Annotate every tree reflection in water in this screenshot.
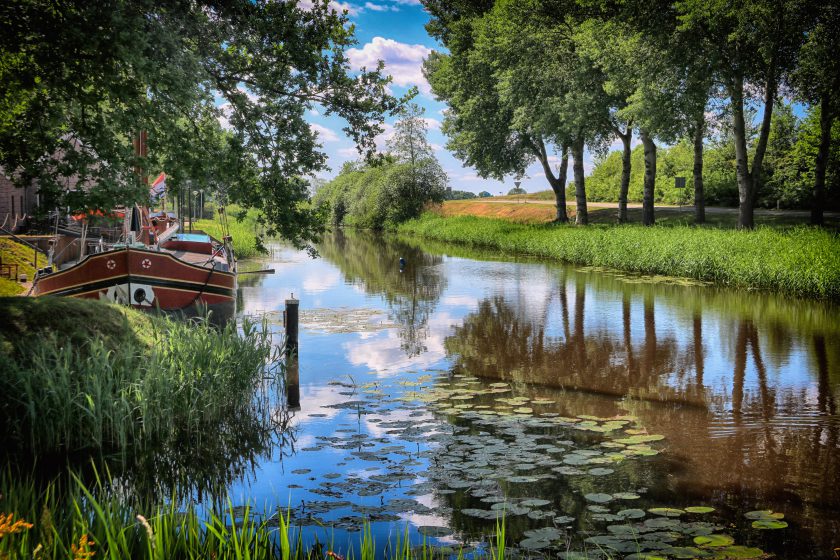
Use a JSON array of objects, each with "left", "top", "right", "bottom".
[
  {"left": 441, "top": 269, "right": 840, "bottom": 553},
  {"left": 317, "top": 229, "right": 447, "bottom": 358}
]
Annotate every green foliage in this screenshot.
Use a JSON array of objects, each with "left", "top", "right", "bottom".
[
  {"left": 507, "top": 187, "right": 527, "bottom": 196},
  {"left": 446, "top": 189, "right": 477, "bottom": 200},
  {"left": 194, "top": 204, "right": 264, "bottom": 259},
  {"left": 0, "top": 471, "right": 496, "bottom": 559},
  {"left": 0, "top": 0, "right": 399, "bottom": 248},
  {"left": 479, "top": 191, "right": 492, "bottom": 198},
  {"left": 399, "top": 214, "right": 840, "bottom": 300},
  {"left": 0, "top": 297, "right": 275, "bottom": 457},
  {"left": 315, "top": 106, "right": 447, "bottom": 229},
  {"left": 584, "top": 102, "right": 840, "bottom": 209}
]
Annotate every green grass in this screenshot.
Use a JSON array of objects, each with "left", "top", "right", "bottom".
[
  {"left": 0, "top": 238, "right": 47, "bottom": 295},
  {"left": 0, "top": 297, "right": 276, "bottom": 458},
  {"left": 194, "top": 204, "right": 265, "bottom": 259},
  {"left": 398, "top": 213, "right": 840, "bottom": 301},
  {"left": 0, "top": 472, "right": 482, "bottom": 560}
]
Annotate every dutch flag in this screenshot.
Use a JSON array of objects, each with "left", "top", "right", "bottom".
[{"left": 150, "top": 172, "right": 166, "bottom": 201}]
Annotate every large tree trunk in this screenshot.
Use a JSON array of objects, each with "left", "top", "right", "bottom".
[
  {"left": 617, "top": 127, "right": 632, "bottom": 223},
  {"left": 693, "top": 113, "right": 705, "bottom": 225},
  {"left": 730, "top": 73, "right": 754, "bottom": 229},
  {"left": 572, "top": 137, "right": 588, "bottom": 225},
  {"left": 731, "top": 56, "right": 778, "bottom": 230},
  {"left": 639, "top": 129, "right": 656, "bottom": 226},
  {"left": 812, "top": 95, "right": 832, "bottom": 226},
  {"left": 534, "top": 138, "right": 569, "bottom": 223}
]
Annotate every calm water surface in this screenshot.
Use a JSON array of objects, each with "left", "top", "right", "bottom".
[{"left": 227, "top": 230, "right": 839, "bottom": 559}]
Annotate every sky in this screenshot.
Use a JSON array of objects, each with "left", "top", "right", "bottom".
[{"left": 302, "top": 0, "right": 603, "bottom": 195}]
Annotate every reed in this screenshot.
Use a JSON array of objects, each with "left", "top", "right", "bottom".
[
  {"left": 0, "top": 297, "right": 276, "bottom": 458},
  {"left": 0, "top": 472, "right": 506, "bottom": 560},
  {"left": 195, "top": 204, "right": 264, "bottom": 258},
  {"left": 398, "top": 214, "right": 840, "bottom": 301}
]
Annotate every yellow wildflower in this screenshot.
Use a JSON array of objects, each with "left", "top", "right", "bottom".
[
  {"left": 0, "top": 512, "right": 33, "bottom": 539},
  {"left": 70, "top": 533, "right": 95, "bottom": 560}
]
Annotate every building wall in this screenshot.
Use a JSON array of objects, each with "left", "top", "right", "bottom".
[{"left": 0, "top": 169, "right": 39, "bottom": 230}]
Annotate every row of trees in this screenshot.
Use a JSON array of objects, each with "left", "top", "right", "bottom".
[
  {"left": 586, "top": 101, "right": 840, "bottom": 208},
  {"left": 1, "top": 0, "right": 400, "bottom": 247},
  {"left": 422, "top": 0, "right": 840, "bottom": 227},
  {"left": 314, "top": 104, "right": 448, "bottom": 229}
]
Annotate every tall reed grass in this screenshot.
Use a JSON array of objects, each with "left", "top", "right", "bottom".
[
  {"left": 398, "top": 214, "right": 840, "bottom": 300},
  {"left": 195, "top": 204, "right": 264, "bottom": 258},
  {"left": 0, "top": 297, "right": 276, "bottom": 458},
  {"left": 0, "top": 471, "right": 492, "bottom": 560}
]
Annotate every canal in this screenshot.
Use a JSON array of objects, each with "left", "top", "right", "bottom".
[{"left": 229, "top": 229, "right": 839, "bottom": 559}]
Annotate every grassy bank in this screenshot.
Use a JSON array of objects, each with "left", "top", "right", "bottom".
[
  {"left": 0, "top": 297, "right": 275, "bottom": 458},
  {"left": 398, "top": 214, "right": 840, "bottom": 301},
  {"left": 0, "top": 471, "right": 497, "bottom": 560},
  {"left": 194, "top": 204, "right": 264, "bottom": 259},
  {"left": 0, "top": 238, "right": 46, "bottom": 296}
]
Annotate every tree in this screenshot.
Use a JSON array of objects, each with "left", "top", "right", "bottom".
[
  {"left": 423, "top": 0, "right": 600, "bottom": 224},
  {"left": 0, "top": 0, "right": 399, "bottom": 248},
  {"left": 386, "top": 104, "right": 448, "bottom": 222},
  {"left": 677, "top": 0, "right": 808, "bottom": 229},
  {"left": 792, "top": 1, "right": 840, "bottom": 224}
]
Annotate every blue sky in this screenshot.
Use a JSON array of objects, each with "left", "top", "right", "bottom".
[{"left": 303, "top": 0, "right": 588, "bottom": 194}]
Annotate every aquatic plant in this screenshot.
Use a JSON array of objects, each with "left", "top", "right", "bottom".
[
  {"left": 398, "top": 214, "right": 840, "bottom": 300},
  {"left": 0, "top": 297, "right": 277, "bottom": 458}
]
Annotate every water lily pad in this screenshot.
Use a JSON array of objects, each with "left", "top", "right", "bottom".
[
  {"left": 613, "top": 492, "right": 641, "bottom": 500},
  {"left": 417, "top": 526, "right": 452, "bottom": 537},
  {"left": 751, "top": 519, "right": 788, "bottom": 530},
  {"left": 649, "top": 508, "right": 684, "bottom": 517},
  {"left": 624, "top": 555, "right": 668, "bottom": 560},
  {"left": 588, "top": 468, "right": 614, "bottom": 476},
  {"left": 585, "top": 493, "right": 614, "bottom": 503},
  {"left": 520, "top": 498, "right": 551, "bottom": 507},
  {"left": 716, "top": 546, "right": 764, "bottom": 558},
  {"left": 744, "top": 510, "right": 784, "bottom": 520},
  {"left": 693, "top": 534, "right": 734, "bottom": 547},
  {"left": 519, "top": 537, "right": 552, "bottom": 550},
  {"left": 617, "top": 509, "right": 647, "bottom": 519},
  {"left": 685, "top": 506, "right": 715, "bottom": 514},
  {"left": 553, "top": 515, "right": 575, "bottom": 525},
  {"left": 661, "top": 546, "right": 706, "bottom": 559},
  {"left": 615, "top": 434, "right": 665, "bottom": 445}
]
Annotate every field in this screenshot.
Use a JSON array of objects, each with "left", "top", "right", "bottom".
[
  {"left": 194, "top": 204, "right": 265, "bottom": 258},
  {"left": 441, "top": 198, "right": 840, "bottom": 229}
]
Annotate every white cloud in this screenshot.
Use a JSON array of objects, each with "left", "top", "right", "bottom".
[
  {"left": 297, "top": 0, "right": 362, "bottom": 17},
  {"left": 364, "top": 1, "right": 398, "bottom": 11},
  {"left": 310, "top": 123, "right": 340, "bottom": 143},
  {"left": 337, "top": 146, "right": 361, "bottom": 158},
  {"left": 422, "top": 117, "right": 441, "bottom": 130},
  {"left": 430, "top": 143, "right": 444, "bottom": 152},
  {"left": 347, "top": 37, "right": 433, "bottom": 95},
  {"left": 309, "top": 108, "right": 320, "bottom": 116},
  {"left": 374, "top": 122, "right": 396, "bottom": 151}
]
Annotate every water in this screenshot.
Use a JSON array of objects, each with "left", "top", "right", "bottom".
[{"left": 190, "top": 230, "right": 840, "bottom": 557}]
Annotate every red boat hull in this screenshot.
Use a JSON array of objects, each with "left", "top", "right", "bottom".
[{"left": 34, "top": 247, "right": 236, "bottom": 320}]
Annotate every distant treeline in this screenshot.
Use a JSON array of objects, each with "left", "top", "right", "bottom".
[{"left": 583, "top": 103, "right": 840, "bottom": 209}]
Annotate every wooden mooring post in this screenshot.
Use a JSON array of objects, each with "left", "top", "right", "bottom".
[
  {"left": 284, "top": 295, "right": 299, "bottom": 358},
  {"left": 283, "top": 295, "right": 300, "bottom": 410}
]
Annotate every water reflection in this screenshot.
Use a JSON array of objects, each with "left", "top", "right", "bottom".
[
  {"left": 227, "top": 232, "right": 840, "bottom": 558},
  {"left": 437, "top": 261, "right": 840, "bottom": 554},
  {"left": 317, "top": 229, "right": 447, "bottom": 358}
]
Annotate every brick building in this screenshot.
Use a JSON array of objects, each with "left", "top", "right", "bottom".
[{"left": 0, "top": 168, "right": 38, "bottom": 232}]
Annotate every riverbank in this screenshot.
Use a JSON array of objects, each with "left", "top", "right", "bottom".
[
  {"left": 194, "top": 204, "right": 263, "bottom": 258},
  {"left": 0, "top": 297, "right": 274, "bottom": 458},
  {"left": 397, "top": 213, "right": 840, "bottom": 301},
  {"left": 0, "top": 238, "right": 45, "bottom": 296}
]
